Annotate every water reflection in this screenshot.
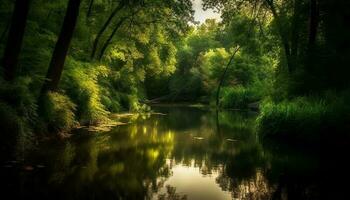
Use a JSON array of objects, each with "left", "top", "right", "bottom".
[{"left": 1, "top": 106, "right": 319, "bottom": 200}]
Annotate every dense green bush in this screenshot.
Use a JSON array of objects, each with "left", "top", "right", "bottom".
[
  {"left": 42, "top": 92, "right": 77, "bottom": 133},
  {"left": 61, "top": 58, "right": 151, "bottom": 125},
  {"left": 169, "top": 74, "right": 204, "bottom": 101},
  {"left": 257, "top": 94, "right": 350, "bottom": 144},
  {"left": 220, "top": 86, "right": 261, "bottom": 109},
  {"left": 61, "top": 59, "right": 110, "bottom": 125},
  {"left": 0, "top": 77, "right": 37, "bottom": 159}
]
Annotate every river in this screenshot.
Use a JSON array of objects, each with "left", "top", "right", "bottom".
[{"left": 1, "top": 105, "right": 320, "bottom": 200}]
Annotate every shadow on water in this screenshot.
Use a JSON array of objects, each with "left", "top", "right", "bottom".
[{"left": 1, "top": 106, "right": 322, "bottom": 200}]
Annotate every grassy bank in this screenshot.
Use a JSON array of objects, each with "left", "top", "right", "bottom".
[
  {"left": 257, "top": 93, "right": 350, "bottom": 145},
  {"left": 0, "top": 70, "right": 151, "bottom": 160},
  {"left": 220, "top": 86, "right": 263, "bottom": 109}
]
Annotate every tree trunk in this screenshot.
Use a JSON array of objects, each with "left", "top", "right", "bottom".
[
  {"left": 97, "top": 7, "right": 143, "bottom": 61},
  {"left": 291, "top": 0, "right": 301, "bottom": 58},
  {"left": 98, "top": 17, "right": 127, "bottom": 61},
  {"left": 216, "top": 46, "right": 240, "bottom": 108},
  {"left": 0, "top": 21, "right": 10, "bottom": 44},
  {"left": 1, "top": 0, "right": 30, "bottom": 81},
  {"left": 90, "top": 0, "right": 126, "bottom": 59},
  {"left": 265, "top": 0, "right": 293, "bottom": 73},
  {"left": 308, "top": 0, "right": 319, "bottom": 48},
  {"left": 306, "top": 0, "right": 319, "bottom": 74},
  {"left": 86, "top": 0, "right": 94, "bottom": 18},
  {"left": 290, "top": 0, "right": 302, "bottom": 73},
  {"left": 41, "top": 0, "right": 81, "bottom": 93}
]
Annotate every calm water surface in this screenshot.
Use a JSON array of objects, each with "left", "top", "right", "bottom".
[{"left": 2, "top": 106, "right": 320, "bottom": 200}]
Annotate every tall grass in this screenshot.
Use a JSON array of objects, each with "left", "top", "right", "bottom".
[
  {"left": 257, "top": 94, "right": 350, "bottom": 144},
  {"left": 41, "top": 92, "right": 77, "bottom": 132},
  {"left": 0, "top": 77, "right": 37, "bottom": 160},
  {"left": 220, "top": 86, "right": 261, "bottom": 109}
]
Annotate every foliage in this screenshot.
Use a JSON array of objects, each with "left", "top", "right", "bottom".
[
  {"left": 220, "top": 86, "right": 261, "bottom": 109},
  {"left": 41, "top": 92, "right": 77, "bottom": 132},
  {"left": 257, "top": 93, "right": 350, "bottom": 144},
  {"left": 201, "top": 0, "right": 350, "bottom": 144},
  {"left": 61, "top": 58, "right": 110, "bottom": 125},
  {"left": 0, "top": 77, "right": 36, "bottom": 159},
  {"left": 1, "top": 0, "right": 193, "bottom": 131},
  {"left": 159, "top": 17, "right": 275, "bottom": 104},
  {"left": 1, "top": 0, "right": 349, "bottom": 148}
]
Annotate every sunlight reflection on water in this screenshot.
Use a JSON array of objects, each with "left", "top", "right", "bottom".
[{"left": 154, "top": 159, "right": 232, "bottom": 200}]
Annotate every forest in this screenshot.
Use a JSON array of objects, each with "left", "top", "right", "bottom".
[{"left": 0, "top": 0, "right": 349, "bottom": 199}]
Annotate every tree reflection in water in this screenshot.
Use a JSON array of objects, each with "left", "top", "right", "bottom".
[{"left": 2, "top": 106, "right": 319, "bottom": 200}]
